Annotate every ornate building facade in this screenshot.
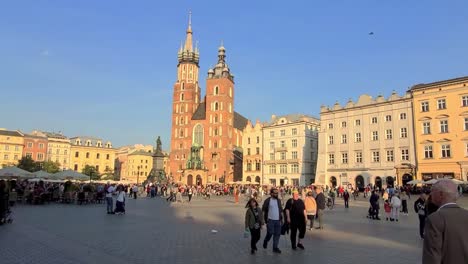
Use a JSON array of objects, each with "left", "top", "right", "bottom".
[
  {"left": 69, "top": 136, "right": 116, "bottom": 175},
  {"left": 262, "top": 114, "right": 320, "bottom": 186},
  {"left": 315, "top": 92, "right": 416, "bottom": 189},
  {"left": 409, "top": 76, "right": 468, "bottom": 182},
  {"left": 169, "top": 15, "right": 247, "bottom": 185},
  {"left": 0, "top": 129, "right": 24, "bottom": 168},
  {"left": 242, "top": 120, "right": 263, "bottom": 184}
]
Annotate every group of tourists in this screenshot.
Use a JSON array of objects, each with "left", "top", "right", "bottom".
[{"left": 244, "top": 186, "right": 326, "bottom": 254}]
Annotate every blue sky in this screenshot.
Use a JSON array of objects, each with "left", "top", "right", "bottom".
[{"left": 1, "top": 1, "right": 468, "bottom": 149}]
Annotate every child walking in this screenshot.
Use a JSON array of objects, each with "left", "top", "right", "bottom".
[{"left": 384, "top": 199, "right": 391, "bottom": 221}]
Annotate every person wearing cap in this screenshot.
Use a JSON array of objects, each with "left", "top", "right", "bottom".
[
  {"left": 423, "top": 179, "right": 468, "bottom": 264},
  {"left": 262, "top": 188, "right": 283, "bottom": 254},
  {"left": 285, "top": 190, "right": 307, "bottom": 250}
]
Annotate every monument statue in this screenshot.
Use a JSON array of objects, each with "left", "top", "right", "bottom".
[{"left": 156, "top": 136, "right": 162, "bottom": 153}]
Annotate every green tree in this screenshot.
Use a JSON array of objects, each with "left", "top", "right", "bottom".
[
  {"left": 101, "top": 167, "right": 117, "bottom": 181},
  {"left": 17, "top": 156, "right": 37, "bottom": 172},
  {"left": 41, "top": 160, "right": 61, "bottom": 173},
  {"left": 82, "top": 165, "right": 100, "bottom": 180}
]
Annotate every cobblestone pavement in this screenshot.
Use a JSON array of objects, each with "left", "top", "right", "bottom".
[{"left": 1, "top": 194, "right": 467, "bottom": 264}]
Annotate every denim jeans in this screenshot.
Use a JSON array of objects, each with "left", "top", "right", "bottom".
[
  {"left": 106, "top": 197, "right": 113, "bottom": 213},
  {"left": 264, "top": 219, "right": 281, "bottom": 249}
]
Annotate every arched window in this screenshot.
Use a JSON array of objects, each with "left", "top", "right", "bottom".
[
  {"left": 214, "top": 102, "right": 219, "bottom": 111},
  {"left": 229, "top": 87, "right": 232, "bottom": 97},
  {"left": 180, "top": 117, "right": 184, "bottom": 125},
  {"left": 214, "top": 114, "right": 218, "bottom": 123},
  {"left": 214, "top": 86, "right": 219, "bottom": 95},
  {"left": 180, "top": 130, "right": 184, "bottom": 137},
  {"left": 181, "top": 82, "right": 185, "bottom": 90},
  {"left": 180, "top": 93, "right": 184, "bottom": 101},
  {"left": 193, "top": 124, "right": 204, "bottom": 146},
  {"left": 214, "top": 141, "right": 218, "bottom": 148}
]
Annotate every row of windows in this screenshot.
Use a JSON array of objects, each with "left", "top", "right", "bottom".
[
  {"left": 269, "top": 139, "right": 312, "bottom": 149},
  {"left": 328, "top": 128, "right": 408, "bottom": 144},
  {"left": 48, "top": 149, "right": 68, "bottom": 155},
  {"left": 25, "top": 153, "right": 45, "bottom": 161},
  {"left": 421, "top": 118, "right": 468, "bottom": 134},
  {"left": 269, "top": 128, "right": 298, "bottom": 138},
  {"left": 246, "top": 136, "right": 261, "bottom": 145},
  {"left": 2, "top": 154, "right": 19, "bottom": 161},
  {"left": 25, "top": 142, "right": 45, "bottom": 149},
  {"left": 2, "top": 145, "right": 21, "bottom": 151},
  {"left": 329, "top": 113, "right": 407, "bottom": 129},
  {"left": 268, "top": 151, "right": 299, "bottom": 160},
  {"left": 129, "top": 159, "right": 149, "bottom": 164},
  {"left": 422, "top": 144, "right": 465, "bottom": 159},
  {"left": 246, "top": 147, "right": 260, "bottom": 155},
  {"left": 268, "top": 164, "right": 300, "bottom": 174},
  {"left": 74, "top": 152, "right": 111, "bottom": 160},
  {"left": 420, "top": 96, "right": 468, "bottom": 112},
  {"left": 328, "top": 149, "right": 410, "bottom": 164},
  {"left": 246, "top": 162, "right": 261, "bottom": 171},
  {"left": 74, "top": 140, "right": 111, "bottom": 148}
]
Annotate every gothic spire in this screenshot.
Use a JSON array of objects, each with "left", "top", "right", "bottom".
[{"left": 184, "top": 11, "right": 193, "bottom": 51}]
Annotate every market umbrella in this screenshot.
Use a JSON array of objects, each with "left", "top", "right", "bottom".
[
  {"left": 53, "top": 170, "right": 90, "bottom": 181},
  {"left": 0, "top": 166, "right": 34, "bottom": 179},
  {"left": 424, "top": 179, "right": 438, "bottom": 185},
  {"left": 406, "top": 179, "right": 424, "bottom": 185},
  {"left": 33, "top": 170, "right": 52, "bottom": 179},
  {"left": 448, "top": 178, "right": 466, "bottom": 185}
]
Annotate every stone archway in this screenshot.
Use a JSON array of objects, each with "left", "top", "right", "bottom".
[
  {"left": 329, "top": 176, "right": 337, "bottom": 188},
  {"left": 187, "top": 174, "right": 193, "bottom": 186},
  {"left": 375, "top": 177, "right": 382, "bottom": 190},
  {"left": 246, "top": 176, "right": 252, "bottom": 182},
  {"left": 386, "top": 176, "right": 395, "bottom": 188},
  {"left": 355, "top": 175, "right": 365, "bottom": 191},
  {"left": 402, "top": 174, "right": 413, "bottom": 185},
  {"left": 196, "top": 175, "right": 202, "bottom": 186},
  {"left": 255, "top": 176, "right": 260, "bottom": 183}
]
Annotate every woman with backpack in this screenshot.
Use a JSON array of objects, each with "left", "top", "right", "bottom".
[{"left": 390, "top": 193, "right": 401, "bottom": 222}]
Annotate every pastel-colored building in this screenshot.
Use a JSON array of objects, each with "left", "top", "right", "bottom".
[
  {"left": 23, "top": 133, "right": 48, "bottom": 163},
  {"left": 0, "top": 129, "right": 24, "bottom": 168},
  {"left": 409, "top": 76, "right": 468, "bottom": 181},
  {"left": 316, "top": 92, "right": 416, "bottom": 189},
  {"left": 242, "top": 120, "right": 263, "bottom": 184},
  {"left": 69, "top": 136, "right": 116, "bottom": 175},
  {"left": 126, "top": 150, "right": 154, "bottom": 184},
  {"left": 115, "top": 144, "right": 153, "bottom": 181},
  {"left": 262, "top": 114, "right": 320, "bottom": 186},
  {"left": 31, "top": 130, "right": 71, "bottom": 170}
]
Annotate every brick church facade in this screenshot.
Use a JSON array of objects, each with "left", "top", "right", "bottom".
[{"left": 169, "top": 15, "right": 247, "bottom": 186}]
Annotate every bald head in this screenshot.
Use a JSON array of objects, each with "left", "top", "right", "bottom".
[{"left": 431, "top": 179, "right": 459, "bottom": 206}]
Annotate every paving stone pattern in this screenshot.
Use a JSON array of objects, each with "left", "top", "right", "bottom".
[{"left": 3, "top": 194, "right": 466, "bottom": 264}]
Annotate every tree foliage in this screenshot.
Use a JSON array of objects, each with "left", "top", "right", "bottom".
[
  {"left": 82, "top": 165, "right": 100, "bottom": 180},
  {"left": 41, "top": 160, "right": 61, "bottom": 173},
  {"left": 17, "top": 156, "right": 37, "bottom": 172}
]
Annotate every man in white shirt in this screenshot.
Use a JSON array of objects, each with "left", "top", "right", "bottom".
[
  {"left": 261, "top": 188, "right": 283, "bottom": 254},
  {"left": 105, "top": 183, "right": 115, "bottom": 214}
]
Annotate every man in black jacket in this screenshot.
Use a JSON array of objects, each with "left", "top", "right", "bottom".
[
  {"left": 262, "top": 188, "right": 283, "bottom": 254},
  {"left": 315, "top": 187, "right": 325, "bottom": 229},
  {"left": 414, "top": 192, "right": 427, "bottom": 239},
  {"left": 369, "top": 190, "right": 380, "bottom": 220}
]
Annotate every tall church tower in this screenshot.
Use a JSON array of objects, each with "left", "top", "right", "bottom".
[
  {"left": 170, "top": 12, "right": 200, "bottom": 175},
  {"left": 203, "top": 44, "right": 236, "bottom": 182}
]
